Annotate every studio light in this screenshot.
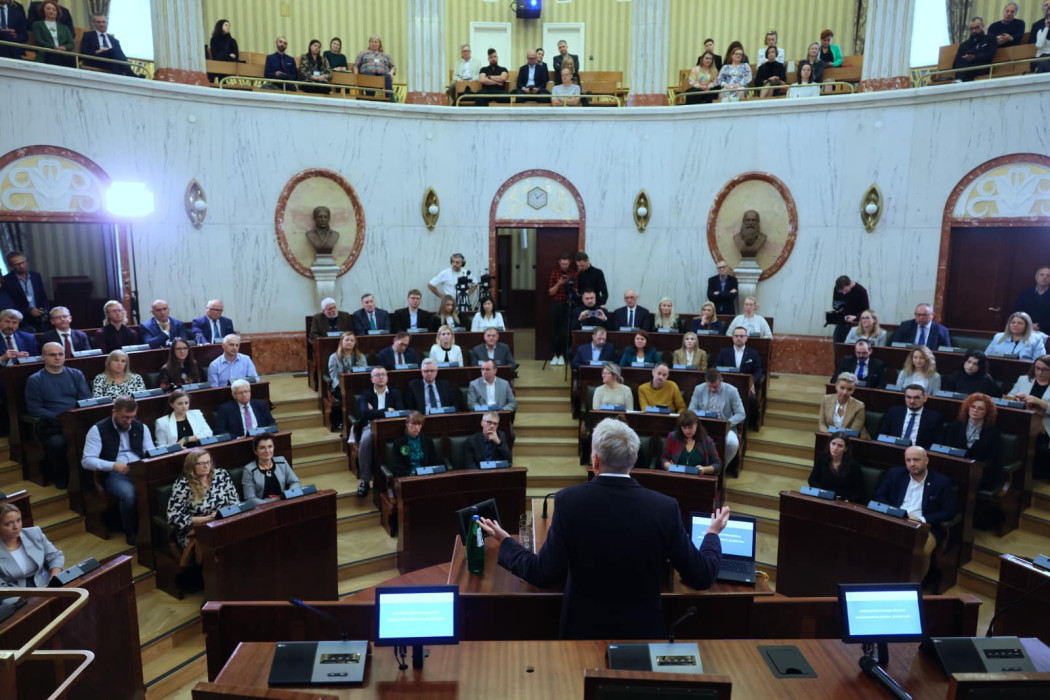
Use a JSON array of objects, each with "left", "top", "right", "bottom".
[{"left": 105, "top": 182, "right": 154, "bottom": 218}]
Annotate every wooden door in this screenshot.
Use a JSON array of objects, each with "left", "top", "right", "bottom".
[{"left": 533, "top": 228, "right": 580, "bottom": 360}]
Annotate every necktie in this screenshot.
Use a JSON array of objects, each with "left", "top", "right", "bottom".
[
  {"left": 212, "top": 320, "right": 220, "bottom": 342},
  {"left": 369, "top": 313, "right": 376, "bottom": 330},
  {"left": 101, "top": 32, "right": 109, "bottom": 48},
  {"left": 398, "top": 352, "right": 404, "bottom": 365},
  {"left": 243, "top": 404, "right": 254, "bottom": 431},
  {"left": 4, "top": 335, "right": 12, "bottom": 351},
  {"left": 428, "top": 383, "right": 439, "bottom": 409},
  {"left": 857, "top": 360, "right": 866, "bottom": 379},
  {"left": 63, "top": 333, "right": 73, "bottom": 357},
  {"left": 628, "top": 309, "right": 634, "bottom": 328},
  {"left": 918, "top": 325, "right": 927, "bottom": 347},
  {"left": 903, "top": 412, "right": 918, "bottom": 444},
  {"left": 484, "top": 440, "right": 494, "bottom": 461}
]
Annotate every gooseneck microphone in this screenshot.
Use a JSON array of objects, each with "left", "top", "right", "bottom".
[
  {"left": 858, "top": 655, "right": 912, "bottom": 700},
  {"left": 984, "top": 576, "right": 1050, "bottom": 637},
  {"left": 289, "top": 598, "right": 349, "bottom": 641},
  {"left": 667, "top": 605, "right": 697, "bottom": 643},
  {"left": 541, "top": 492, "right": 557, "bottom": 518}
]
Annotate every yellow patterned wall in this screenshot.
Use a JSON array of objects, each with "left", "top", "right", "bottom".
[{"left": 971, "top": 1, "right": 1043, "bottom": 31}]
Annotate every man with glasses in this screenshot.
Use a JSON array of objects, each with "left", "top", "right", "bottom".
[
  {"left": 376, "top": 331, "right": 421, "bottom": 371},
  {"left": 832, "top": 339, "right": 888, "bottom": 388},
  {"left": 39, "top": 306, "right": 90, "bottom": 355},
  {"left": 24, "top": 342, "right": 90, "bottom": 488},
  {"left": 892, "top": 303, "right": 951, "bottom": 348},
  {"left": 879, "top": 385, "right": 944, "bottom": 449},
  {"left": 706, "top": 260, "right": 738, "bottom": 315},
  {"left": 356, "top": 366, "right": 405, "bottom": 496},
  {"left": 192, "top": 299, "right": 236, "bottom": 345},
  {"left": 464, "top": 411, "right": 512, "bottom": 470},
  {"left": 406, "top": 359, "right": 457, "bottom": 414},
  {"left": 952, "top": 17, "right": 997, "bottom": 81}
]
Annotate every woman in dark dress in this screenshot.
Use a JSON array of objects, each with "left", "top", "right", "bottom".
[
  {"left": 755, "top": 45, "right": 787, "bottom": 97},
  {"left": 324, "top": 37, "right": 350, "bottom": 72},
  {"left": 158, "top": 338, "right": 201, "bottom": 391},
  {"left": 391, "top": 411, "right": 439, "bottom": 477},
  {"left": 942, "top": 349, "right": 1001, "bottom": 396},
  {"left": 807, "top": 433, "right": 865, "bottom": 503},
  {"left": 944, "top": 393, "right": 1002, "bottom": 492},
  {"left": 209, "top": 19, "right": 239, "bottom": 61}
]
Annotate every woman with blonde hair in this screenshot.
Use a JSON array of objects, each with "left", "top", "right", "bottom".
[
  {"left": 429, "top": 324, "right": 464, "bottom": 365},
  {"left": 844, "top": 309, "right": 887, "bottom": 346},
  {"left": 327, "top": 331, "right": 366, "bottom": 431},
  {"left": 433, "top": 295, "right": 462, "bottom": 330},
  {"left": 94, "top": 300, "right": 139, "bottom": 353},
  {"left": 725, "top": 296, "right": 772, "bottom": 339},
  {"left": 165, "top": 449, "right": 238, "bottom": 564},
  {"left": 92, "top": 349, "right": 146, "bottom": 398},
  {"left": 985, "top": 312, "right": 1046, "bottom": 361},
  {"left": 653, "top": 297, "right": 685, "bottom": 332},
  {"left": 690, "top": 301, "right": 724, "bottom": 335},
  {"left": 592, "top": 362, "right": 634, "bottom": 410},
  {"left": 898, "top": 346, "right": 941, "bottom": 394},
  {"left": 673, "top": 332, "right": 708, "bottom": 370}
]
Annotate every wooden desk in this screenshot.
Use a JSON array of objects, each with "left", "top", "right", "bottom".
[
  {"left": 577, "top": 365, "right": 753, "bottom": 412},
  {"left": 197, "top": 489, "right": 338, "bottom": 601},
  {"left": 993, "top": 554, "right": 1050, "bottom": 646},
  {"left": 0, "top": 555, "right": 144, "bottom": 700},
  {"left": 776, "top": 490, "right": 930, "bottom": 596},
  {"left": 0, "top": 489, "right": 32, "bottom": 525}
]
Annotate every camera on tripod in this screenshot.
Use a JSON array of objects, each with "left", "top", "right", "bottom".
[{"left": 455, "top": 271, "right": 473, "bottom": 293}]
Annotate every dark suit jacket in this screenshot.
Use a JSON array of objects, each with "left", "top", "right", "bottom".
[
  {"left": 308, "top": 311, "right": 353, "bottom": 342},
  {"left": 28, "top": 2, "right": 73, "bottom": 31},
  {"left": 891, "top": 320, "right": 951, "bottom": 348},
  {"left": 706, "top": 274, "right": 739, "bottom": 315},
  {"left": 571, "top": 343, "right": 616, "bottom": 369},
  {"left": 833, "top": 355, "right": 888, "bottom": 388},
  {"left": 1, "top": 271, "right": 49, "bottom": 321},
  {"left": 715, "top": 346, "right": 764, "bottom": 385},
  {"left": 498, "top": 476, "right": 721, "bottom": 639},
  {"left": 469, "top": 342, "right": 516, "bottom": 368},
  {"left": 516, "top": 62, "right": 550, "bottom": 90},
  {"left": 191, "top": 315, "right": 236, "bottom": 345},
  {"left": 139, "top": 318, "right": 189, "bottom": 348},
  {"left": 390, "top": 433, "right": 439, "bottom": 478},
  {"left": 570, "top": 304, "right": 610, "bottom": 332},
  {"left": 878, "top": 405, "right": 944, "bottom": 448},
  {"left": 264, "top": 51, "right": 298, "bottom": 80},
  {"left": 406, "top": 378, "right": 458, "bottom": 413},
  {"left": 351, "top": 308, "right": 391, "bottom": 335},
  {"left": 78, "top": 29, "right": 132, "bottom": 74},
  {"left": 2, "top": 330, "right": 38, "bottom": 362},
  {"left": 611, "top": 305, "right": 651, "bottom": 331},
  {"left": 0, "top": 3, "right": 28, "bottom": 59},
  {"left": 375, "top": 345, "right": 422, "bottom": 371},
  {"left": 38, "top": 328, "right": 90, "bottom": 352},
  {"left": 464, "top": 430, "right": 512, "bottom": 470},
  {"left": 92, "top": 325, "right": 139, "bottom": 353},
  {"left": 944, "top": 420, "right": 1002, "bottom": 491},
  {"left": 874, "top": 467, "right": 956, "bottom": 532},
  {"left": 552, "top": 52, "right": 580, "bottom": 81},
  {"left": 213, "top": 398, "right": 276, "bottom": 437},
  {"left": 391, "top": 307, "right": 434, "bottom": 334},
  {"left": 357, "top": 387, "right": 405, "bottom": 425}
]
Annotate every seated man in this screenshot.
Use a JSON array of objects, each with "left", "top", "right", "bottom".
[
  {"left": 571, "top": 289, "right": 610, "bottom": 332},
  {"left": 81, "top": 396, "right": 155, "bottom": 545},
  {"left": 376, "top": 331, "right": 422, "bottom": 371},
  {"left": 571, "top": 327, "right": 616, "bottom": 369},
  {"left": 392, "top": 289, "right": 434, "bottom": 334},
  {"left": 468, "top": 359, "right": 517, "bottom": 412},
  {"left": 214, "top": 379, "right": 277, "bottom": 437},
  {"left": 0, "top": 308, "right": 38, "bottom": 366},
  {"left": 139, "top": 299, "right": 190, "bottom": 349},
  {"left": 987, "top": 3, "right": 1025, "bottom": 48},
  {"left": 351, "top": 293, "right": 391, "bottom": 335},
  {"left": 469, "top": 328, "right": 517, "bottom": 368},
  {"left": 207, "top": 334, "right": 258, "bottom": 387},
  {"left": 464, "top": 411, "right": 512, "bottom": 469},
  {"left": 476, "top": 48, "right": 509, "bottom": 106},
  {"left": 25, "top": 342, "right": 90, "bottom": 489},
  {"left": 308, "top": 297, "right": 353, "bottom": 342},
  {"left": 891, "top": 303, "right": 951, "bottom": 348},
  {"left": 192, "top": 299, "right": 236, "bottom": 345},
  {"left": 716, "top": 326, "right": 764, "bottom": 430},
  {"left": 878, "top": 384, "right": 944, "bottom": 448},
  {"left": 832, "top": 339, "right": 888, "bottom": 388},
  {"left": 952, "top": 17, "right": 997, "bottom": 82},
  {"left": 611, "top": 289, "right": 651, "bottom": 331},
  {"left": 638, "top": 363, "right": 686, "bottom": 413},
  {"left": 355, "top": 366, "right": 405, "bottom": 497},
  {"left": 264, "top": 35, "right": 298, "bottom": 89},
  {"left": 515, "top": 50, "right": 550, "bottom": 96},
  {"left": 449, "top": 43, "right": 483, "bottom": 96},
  {"left": 406, "top": 359, "right": 458, "bottom": 414},
  {"left": 79, "top": 13, "right": 134, "bottom": 75},
  {"left": 689, "top": 369, "right": 746, "bottom": 466}
]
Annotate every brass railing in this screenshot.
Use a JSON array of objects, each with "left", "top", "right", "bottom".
[
  {"left": 217, "top": 73, "right": 398, "bottom": 101},
  {"left": 669, "top": 80, "right": 856, "bottom": 105},
  {"left": 915, "top": 53, "right": 1050, "bottom": 86},
  {"left": 0, "top": 38, "right": 150, "bottom": 78},
  {"left": 454, "top": 91, "right": 621, "bottom": 107}
]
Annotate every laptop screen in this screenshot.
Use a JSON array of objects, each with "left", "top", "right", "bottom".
[
  {"left": 838, "top": 583, "right": 925, "bottom": 643},
  {"left": 690, "top": 514, "right": 755, "bottom": 558}
]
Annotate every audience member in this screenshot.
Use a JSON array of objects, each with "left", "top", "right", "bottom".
[
  {"left": 429, "top": 325, "right": 464, "bottom": 365},
  {"left": 808, "top": 433, "right": 865, "bottom": 503},
  {"left": 944, "top": 393, "right": 1002, "bottom": 491},
  {"left": 878, "top": 384, "right": 943, "bottom": 448},
  {"left": 1029, "top": 1, "right": 1050, "bottom": 73},
  {"left": 844, "top": 309, "right": 887, "bottom": 346},
  {"left": 612, "top": 289, "right": 651, "bottom": 331},
  {"left": 789, "top": 61, "right": 821, "bottom": 99},
  {"left": 470, "top": 328, "right": 516, "bottom": 367},
  {"left": 800, "top": 42, "right": 825, "bottom": 81},
  {"left": 477, "top": 48, "right": 509, "bottom": 105},
  {"left": 392, "top": 289, "right": 434, "bottom": 334},
  {"left": 552, "top": 40, "right": 580, "bottom": 83},
  {"left": 593, "top": 362, "right": 633, "bottom": 410},
  {"left": 433, "top": 294, "right": 462, "bottom": 330},
  {"left": 451, "top": 43, "right": 482, "bottom": 84},
  {"left": 876, "top": 445, "right": 956, "bottom": 540},
  {"left": 209, "top": 19, "right": 239, "bottom": 62},
  {"left": 354, "top": 35, "right": 395, "bottom": 98},
  {"left": 299, "top": 38, "right": 332, "bottom": 94},
  {"left": 140, "top": 299, "right": 190, "bottom": 348},
  {"left": 93, "top": 300, "right": 138, "bottom": 352},
  {"left": 428, "top": 253, "right": 475, "bottom": 302},
  {"left": 898, "top": 346, "right": 941, "bottom": 394},
  {"left": 551, "top": 67, "right": 581, "bottom": 105},
  {"left": 571, "top": 289, "right": 609, "bottom": 331},
  {"left": 407, "top": 359, "right": 457, "bottom": 413},
  {"left": 25, "top": 342, "right": 89, "bottom": 488},
  {"left": 574, "top": 253, "right": 608, "bottom": 307},
  {"left": 986, "top": 311, "right": 1046, "bottom": 360},
  {"left": 661, "top": 409, "right": 721, "bottom": 475},
  {"left": 690, "top": 301, "right": 725, "bottom": 335},
  {"left": 953, "top": 17, "right": 996, "bottom": 81},
  {"left": 689, "top": 369, "right": 745, "bottom": 466},
  {"left": 943, "top": 349, "right": 1001, "bottom": 396},
  {"left": 376, "top": 331, "right": 422, "bottom": 371},
  {"left": 706, "top": 260, "right": 738, "bottom": 315},
  {"left": 638, "top": 363, "right": 686, "bottom": 412},
  {"left": 818, "top": 373, "right": 869, "bottom": 437},
  {"left": 468, "top": 359, "right": 517, "bottom": 413},
  {"left": 1007, "top": 355, "right": 1050, "bottom": 476},
  {"left": 27, "top": 0, "right": 71, "bottom": 30},
  {"left": 324, "top": 37, "right": 348, "bottom": 72},
  {"left": 0, "top": 0, "right": 29, "bottom": 61},
  {"left": 756, "top": 29, "right": 786, "bottom": 65},
  {"left": 351, "top": 293, "right": 391, "bottom": 335},
  {"left": 717, "top": 327, "right": 765, "bottom": 387},
  {"left": 892, "top": 303, "right": 951, "bottom": 348},
  {"left": 682, "top": 51, "right": 720, "bottom": 104},
  {"left": 652, "top": 297, "right": 685, "bottom": 332},
  {"left": 328, "top": 331, "right": 367, "bottom": 431},
  {"left": 833, "top": 339, "right": 888, "bottom": 387},
  {"left": 536, "top": 47, "right": 548, "bottom": 71},
  {"left": 207, "top": 334, "right": 257, "bottom": 387},
  {"left": 1014, "top": 265, "right": 1049, "bottom": 331},
  {"left": 82, "top": 396, "right": 154, "bottom": 544},
  {"left": 0, "top": 308, "right": 37, "bottom": 365},
  {"left": 620, "top": 330, "right": 662, "bottom": 366},
  {"left": 572, "top": 327, "right": 615, "bottom": 368},
  {"left": 703, "top": 38, "right": 723, "bottom": 69},
  {"left": 309, "top": 297, "right": 353, "bottom": 342},
  {"left": 214, "top": 379, "right": 275, "bottom": 437},
  {"left": 465, "top": 411, "right": 512, "bottom": 469},
  {"left": 158, "top": 338, "right": 202, "bottom": 391},
  {"left": 717, "top": 44, "right": 752, "bottom": 102},
  {"left": 154, "top": 389, "right": 213, "bottom": 447},
  {"left": 192, "top": 299, "right": 236, "bottom": 345},
  {"left": 515, "top": 49, "right": 550, "bottom": 96},
  {"left": 30, "top": 0, "right": 73, "bottom": 67},
  {"left": 165, "top": 449, "right": 239, "bottom": 560},
  {"left": 726, "top": 296, "right": 772, "bottom": 339},
  {"left": 264, "top": 35, "right": 298, "bottom": 89},
  {"left": 80, "top": 13, "right": 133, "bottom": 75},
  {"left": 829, "top": 276, "right": 870, "bottom": 344},
  {"left": 242, "top": 433, "right": 301, "bottom": 506},
  {"left": 390, "top": 411, "right": 438, "bottom": 477},
  {"left": 672, "top": 332, "right": 707, "bottom": 370},
  {"left": 818, "top": 29, "right": 843, "bottom": 67},
  {"left": 0, "top": 503, "right": 63, "bottom": 587},
  {"left": 988, "top": 2, "right": 1025, "bottom": 47},
  {"left": 39, "top": 306, "right": 89, "bottom": 355},
  {"left": 470, "top": 298, "right": 505, "bottom": 331},
  {"left": 547, "top": 252, "right": 577, "bottom": 366},
  {"left": 755, "top": 45, "right": 787, "bottom": 97},
  {"left": 2, "top": 251, "right": 49, "bottom": 331},
  {"left": 356, "top": 367, "right": 405, "bottom": 495},
  {"left": 92, "top": 349, "right": 146, "bottom": 398}
]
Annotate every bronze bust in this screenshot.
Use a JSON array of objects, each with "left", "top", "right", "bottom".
[
  {"left": 305, "top": 205, "right": 340, "bottom": 255},
  {"left": 733, "top": 210, "right": 768, "bottom": 258}
]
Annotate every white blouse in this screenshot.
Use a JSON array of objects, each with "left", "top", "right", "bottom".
[{"left": 429, "top": 343, "right": 464, "bottom": 365}]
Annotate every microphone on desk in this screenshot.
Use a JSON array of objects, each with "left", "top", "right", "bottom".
[
  {"left": 541, "top": 492, "right": 557, "bottom": 519},
  {"left": 859, "top": 655, "right": 912, "bottom": 700},
  {"left": 983, "top": 575, "right": 1050, "bottom": 637},
  {"left": 667, "top": 605, "right": 697, "bottom": 643},
  {"left": 289, "top": 598, "right": 349, "bottom": 641}
]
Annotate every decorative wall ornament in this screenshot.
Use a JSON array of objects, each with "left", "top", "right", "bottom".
[
  {"left": 633, "top": 191, "right": 651, "bottom": 232},
  {"left": 422, "top": 188, "right": 440, "bottom": 230},
  {"left": 707, "top": 172, "right": 798, "bottom": 282},
  {"left": 493, "top": 175, "right": 580, "bottom": 221},
  {"left": 185, "top": 180, "right": 207, "bottom": 229},
  {"left": 860, "top": 183, "right": 882, "bottom": 232},
  {"left": 0, "top": 146, "right": 112, "bottom": 223},
  {"left": 951, "top": 163, "right": 1050, "bottom": 219}
]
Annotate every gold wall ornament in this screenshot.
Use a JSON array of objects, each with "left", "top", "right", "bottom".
[
  {"left": 633, "top": 190, "right": 651, "bottom": 232},
  {"left": 185, "top": 180, "right": 207, "bottom": 229},
  {"left": 422, "top": 188, "right": 440, "bottom": 230},
  {"left": 860, "top": 183, "right": 882, "bottom": 232}
]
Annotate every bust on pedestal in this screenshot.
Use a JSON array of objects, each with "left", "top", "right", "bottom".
[
  {"left": 733, "top": 210, "right": 767, "bottom": 301},
  {"left": 306, "top": 205, "right": 341, "bottom": 300}
]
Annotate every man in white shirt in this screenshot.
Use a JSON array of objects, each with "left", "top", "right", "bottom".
[
  {"left": 81, "top": 13, "right": 133, "bottom": 75},
  {"left": 356, "top": 367, "right": 405, "bottom": 496},
  {"left": 468, "top": 359, "right": 517, "bottom": 413},
  {"left": 207, "top": 334, "right": 258, "bottom": 387},
  {"left": 451, "top": 44, "right": 482, "bottom": 82},
  {"left": 428, "top": 253, "right": 476, "bottom": 303}
]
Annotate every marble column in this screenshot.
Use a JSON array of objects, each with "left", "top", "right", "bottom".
[
  {"left": 150, "top": 0, "right": 208, "bottom": 86},
  {"left": 627, "top": 0, "right": 670, "bottom": 106},
  {"left": 406, "top": 0, "right": 446, "bottom": 105},
  {"left": 859, "top": 0, "right": 916, "bottom": 92}
]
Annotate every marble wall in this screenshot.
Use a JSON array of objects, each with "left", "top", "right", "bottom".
[{"left": 2, "top": 62, "right": 1049, "bottom": 343}]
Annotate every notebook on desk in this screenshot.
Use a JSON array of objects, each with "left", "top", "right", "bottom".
[{"left": 690, "top": 513, "right": 757, "bottom": 584}]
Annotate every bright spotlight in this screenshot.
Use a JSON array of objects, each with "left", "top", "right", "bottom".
[{"left": 105, "top": 182, "right": 154, "bottom": 218}]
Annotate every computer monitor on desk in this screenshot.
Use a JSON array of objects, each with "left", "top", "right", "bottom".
[
  {"left": 375, "top": 585, "right": 459, "bottom": 670},
  {"left": 839, "top": 581, "right": 925, "bottom": 673}
]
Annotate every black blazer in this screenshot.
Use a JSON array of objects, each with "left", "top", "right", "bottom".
[
  {"left": 611, "top": 305, "right": 651, "bottom": 331},
  {"left": 0, "top": 3, "right": 29, "bottom": 59},
  {"left": 706, "top": 275, "right": 738, "bottom": 315},
  {"left": 390, "top": 433, "right": 439, "bottom": 477},
  {"left": 1, "top": 270, "right": 49, "bottom": 319},
  {"left": 469, "top": 342, "right": 516, "bottom": 368},
  {"left": 570, "top": 304, "right": 610, "bottom": 332},
  {"left": 891, "top": 320, "right": 951, "bottom": 348},
  {"left": 213, "top": 398, "right": 276, "bottom": 437},
  {"left": 552, "top": 52, "right": 580, "bottom": 80},
  {"left": 714, "top": 346, "right": 764, "bottom": 385},
  {"left": 79, "top": 29, "right": 133, "bottom": 74},
  {"left": 878, "top": 406, "right": 944, "bottom": 448},
  {"left": 689, "top": 318, "right": 725, "bottom": 335},
  {"left": 405, "top": 378, "right": 458, "bottom": 413},
  {"left": 497, "top": 476, "right": 721, "bottom": 639},
  {"left": 351, "top": 308, "right": 391, "bottom": 335},
  {"left": 944, "top": 420, "right": 1002, "bottom": 491},
  {"left": 38, "top": 328, "right": 90, "bottom": 352},
  {"left": 516, "top": 62, "right": 550, "bottom": 90},
  {"left": 357, "top": 387, "right": 405, "bottom": 424},
  {"left": 464, "top": 430, "right": 512, "bottom": 470},
  {"left": 875, "top": 467, "right": 956, "bottom": 535},
  {"left": 391, "top": 307, "right": 434, "bottom": 334},
  {"left": 808, "top": 454, "right": 866, "bottom": 503},
  {"left": 375, "top": 345, "right": 422, "bottom": 371},
  {"left": 833, "top": 355, "right": 888, "bottom": 388}
]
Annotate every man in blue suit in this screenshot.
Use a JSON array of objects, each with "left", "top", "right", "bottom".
[
  {"left": 192, "top": 299, "right": 236, "bottom": 345},
  {"left": 79, "top": 13, "right": 134, "bottom": 75},
  {"left": 514, "top": 50, "right": 550, "bottom": 96},
  {"left": 264, "top": 35, "right": 297, "bottom": 90},
  {"left": 0, "top": 0, "right": 29, "bottom": 60},
  {"left": 213, "top": 380, "right": 276, "bottom": 437},
  {"left": 2, "top": 251, "right": 50, "bottom": 331},
  {"left": 140, "top": 299, "right": 190, "bottom": 348},
  {"left": 351, "top": 293, "right": 391, "bottom": 335},
  {"left": 571, "top": 328, "right": 616, "bottom": 369},
  {"left": 375, "top": 332, "right": 421, "bottom": 371},
  {"left": 878, "top": 385, "right": 944, "bottom": 449},
  {"left": 38, "top": 306, "right": 90, "bottom": 354},
  {"left": 0, "top": 308, "right": 38, "bottom": 365},
  {"left": 891, "top": 303, "right": 951, "bottom": 348},
  {"left": 611, "top": 289, "right": 651, "bottom": 331}
]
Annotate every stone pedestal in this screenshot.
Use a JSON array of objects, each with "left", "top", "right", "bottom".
[
  {"left": 860, "top": 0, "right": 916, "bottom": 92},
  {"left": 406, "top": 0, "right": 446, "bottom": 104},
  {"left": 734, "top": 259, "right": 762, "bottom": 304},
  {"left": 627, "top": 0, "right": 670, "bottom": 106},
  {"left": 311, "top": 255, "right": 340, "bottom": 302},
  {"left": 151, "top": 0, "right": 208, "bottom": 86}
]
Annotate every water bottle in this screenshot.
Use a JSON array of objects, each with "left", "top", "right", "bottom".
[{"left": 466, "top": 514, "right": 485, "bottom": 574}]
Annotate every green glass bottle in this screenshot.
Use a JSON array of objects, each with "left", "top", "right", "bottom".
[{"left": 466, "top": 514, "right": 485, "bottom": 574}]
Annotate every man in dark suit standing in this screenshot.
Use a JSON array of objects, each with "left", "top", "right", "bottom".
[
  {"left": 469, "top": 328, "right": 516, "bottom": 368},
  {"left": 39, "top": 306, "right": 90, "bottom": 354},
  {"left": 351, "top": 293, "right": 391, "bottom": 335},
  {"left": 514, "top": 49, "right": 550, "bottom": 96},
  {"left": 611, "top": 289, "right": 651, "bottom": 331},
  {"left": 552, "top": 39, "right": 580, "bottom": 84},
  {"left": 878, "top": 385, "right": 944, "bottom": 449},
  {"left": 391, "top": 289, "right": 434, "bottom": 334},
  {"left": 139, "top": 299, "right": 190, "bottom": 349},
  {"left": 892, "top": 303, "right": 951, "bottom": 348},
  {"left": 832, "top": 339, "right": 888, "bottom": 388},
  {"left": 706, "top": 260, "right": 738, "bottom": 315},
  {"left": 308, "top": 297, "right": 353, "bottom": 342},
  {"left": 214, "top": 379, "right": 276, "bottom": 437},
  {"left": 464, "top": 411, "right": 512, "bottom": 469},
  {"left": 571, "top": 327, "right": 616, "bottom": 369},
  {"left": 480, "top": 418, "right": 728, "bottom": 639},
  {"left": 0, "top": 0, "right": 29, "bottom": 60},
  {"left": 375, "top": 332, "right": 422, "bottom": 371},
  {"left": 406, "top": 359, "right": 457, "bottom": 414},
  {"left": 2, "top": 251, "right": 50, "bottom": 331},
  {"left": 79, "top": 13, "right": 134, "bottom": 75},
  {"left": 0, "top": 308, "right": 38, "bottom": 365},
  {"left": 191, "top": 299, "right": 236, "bottom": 345}
]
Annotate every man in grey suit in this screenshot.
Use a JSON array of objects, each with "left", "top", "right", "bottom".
[
  {"left": 469, "top": 328, "right": 517, "bottom": 369},
  {"left": 687, "top": 368, "right": 746, "bottom": 467},
  {"left": 468, "top": 359, "right": 517, "bottom": 413}
]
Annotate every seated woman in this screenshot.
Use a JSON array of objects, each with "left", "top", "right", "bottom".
[
  {"left": 818, "top": 372, "right": 869, "bottom": 438},
  {"left": 844, "top": 309, "right": 888, "bottom": 346},
  {"left": 672, "top": 332, "right": 708, "bottom": 370},
  {"left": 32, "top": 1, "right": 74, "bottom": 68},
  {"left": 324, "top": 37, "right": 350, "bottom": 72},
  {"left": 717, "top": 44, "right": 752, "bottom": 102},
  {"left": 807, "top": 433, "right": 865, "bottom": 503},
  {"left": 1007, "top": 355, "right": 1050, "bottom": 478},
  {"left": 432, "top": 295, "right": 462, "bottom": 330},
  {"left": 470, "top": 298, "right": 505, "bottom": 331},
  {"left": 788, "top": 60, "right": 821, "bottom": 99},
  {"left": 551, "top": 67, "right": 581, "bottom": 106},
  {"left": 652, "top": 297, "right": 685, "bottom": 332},
  {"left": 299, "top": 39, "right": 332, "bottom": 94},
  {"left": 944, "top": 393, "right": 1002, "bottom": 492},
  {"left": 619, "top": 330, "right": 662, "bottom": 366},
  {"left": 897, "top": 346, "right": 941, "bottom": 394},
  {"left": 754, "top": 45, "right": 787, "bottom": 97},
  {"left": 593, "top": 362, "right": 634, "bottom": 410},
  {"left": 986, "top": 312, "right": 1046, "bottom": 361},
  {"left": 328, "top": 331, "right": 367, "bottom": 431},
  {"left": 726, "top": 296, "right": 773, "bottom": 339},
  {"left": 94, "top": 300, "right": 139, "bottom": 353},
  {"left": 800, "top": 42, "right": 825, "bottom": 82},
  {"left": 209, "top": 19, "right": 239, "bottom": 61},
  {"left": 390, "top": 411, "right": 439, "bottom": 478},
  {"left": 165, "top": 449, "right": 239, "bottom": 566},
  {"left": 943, "top": 349, "right": 1001, "bottom": 396},
  {"left": 661, "top": 410, "right": 721, "bottom": 476},
  {"left": 682, "top": 51, "right": 720, "bottom": 105},
  {"left": 0, "top": 503, "right": 64, "bottom": 587},
  {"left": 92, "top": 349, "right": 146, "bottom": 398},
  {"left": 242, "top": 433, "right": 301, "bottom": 506},
  {"left": 154, "top": 389, "right": 213, "bottom": 447},
  {"left": 690, "top": 301, "right": 725, "bottom": 335},
  {"left": 158, "top": 338, "right": 202, "bottom": 391},
  {"left": 429, "top": 325, "right": 464, "bottom": 365}
]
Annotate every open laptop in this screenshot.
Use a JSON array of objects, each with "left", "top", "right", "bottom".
[{"left": 689, "top": 513, "right": 757, "bottom": 584}]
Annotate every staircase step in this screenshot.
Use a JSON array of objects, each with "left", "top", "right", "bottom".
[
  {"left": 761, "top": 409, "right": 818, "bottom": 432},
  {"left": 516, "top": 395, "right": 572, "bottom": 412},
  {"left": 339, "top": 552, "right": 398, "bottom": 581},
  {"left": 724, "top": 502, "right": 781, "bottom": 537},
  {"left": 337, "top": 524, "right": 398, "bottom": 577},
  {"left": 516, "top": 425, "right": 578, "bottom": 440},
  {"left": 747, "top": 427, "right": 815, "bottom": 460},
  {"left": 1020, "top": 507, "right": 1050, "bottom": 538},
  {"left": 141, "top": 617, "right": 205, "bottom": 678},
  {"left": 744, "top": 451, "right": 813, "bottom": 479},
  {"left": 726, "top": 471, "right": 801, "bottom": 511},
  {"left": 39, "top": 513, "right": 85, "bottom": 541},
  {"left": 137, "top": 588, "right": 205, "bottom": 646},
  {"left": 513, "top": 410, "right": 577, "bottom": 427},
  {"left": 340, "top": 567, "right": 401, "bottom": 597},
  {"left": 767, "top": 395, "right": 825, "bottom": 412},
  {"left": 294, "top": 453, "right": 347, "bottom": 478},
  {"left": 517, "top": 386, "right": 571, "bottom": 398},
  {"left": 514, "top": 436, "right": 578, "bottom": 457},
  {"left": 144, "top": 654, "right": 207, "bottom": 700},
  {"left": 291, "top": 427, "right": 345, "bottom": 458},
  {"left": 958, "top": 560, "right": 999, "bottom": 599},
  {"left": 134, "top": 569, "right": 158, "bottom": 597},
  {"left": 272, "top": 396, "right": 319, "bottom": 413},
  {"left": 272, "top": 409, "right": 322, "bottom": 431},
  {"left": 974, "top": 527, "right": 1050, "bottom": 561}
]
